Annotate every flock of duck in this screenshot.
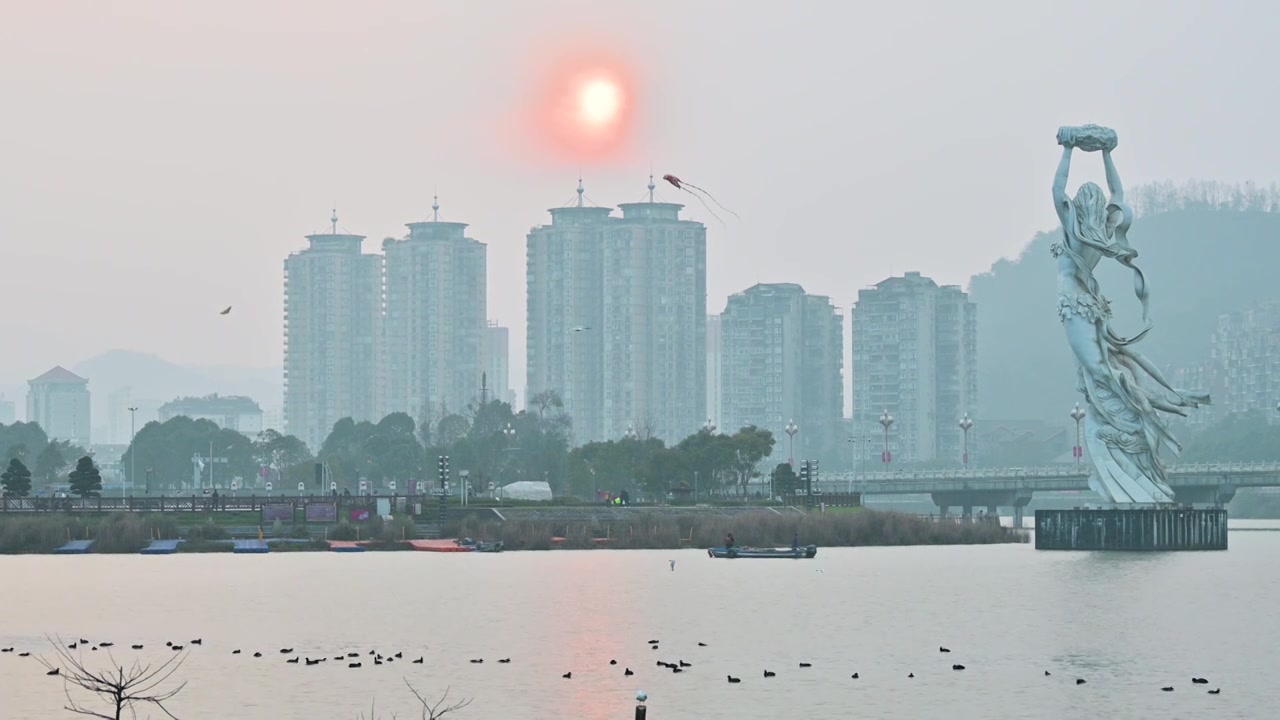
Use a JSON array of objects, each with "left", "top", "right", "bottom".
[{"left": 1, "top": 638, "right": 1224, "bottom": 696}]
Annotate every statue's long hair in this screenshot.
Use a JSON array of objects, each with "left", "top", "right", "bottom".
[
  {"left": 1066, "top": 181, "right": 1151, "bottom": 348},
  {"left": 1072, "top": 182, "right": 1111, "bottom": 250}
]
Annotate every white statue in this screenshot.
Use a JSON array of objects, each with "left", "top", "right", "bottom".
[{"left": 1051, "top": 125, "right": 1210, "bottom": 504}]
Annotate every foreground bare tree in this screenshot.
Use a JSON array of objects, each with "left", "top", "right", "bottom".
[
  {"left": 358, "top": 680, "right": 472, "bottom": 720},
  {"left": 38, "top": 635, "right": 186, "bottom": 719}
]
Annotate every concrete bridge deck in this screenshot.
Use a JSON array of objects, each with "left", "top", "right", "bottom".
[{"left": 814, "top": 463, "right": 1280, "bottom": 524}]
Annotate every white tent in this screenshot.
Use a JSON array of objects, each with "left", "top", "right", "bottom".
[{"left": 499, "top": 481, "right": 554, "bottom": 501}]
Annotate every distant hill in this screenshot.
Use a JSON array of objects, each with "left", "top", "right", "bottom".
[
  {"left": 68, "top": 350, "right": 281, "bottom": 443},
  {"left": 970, "top": 182, "right": 1280, "bottom": 421}
]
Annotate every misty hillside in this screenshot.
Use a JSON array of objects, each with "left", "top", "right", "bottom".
[
  {"left": 69, "top": 350, "right": 281, "bottom": 442},
  {"left": 971, "top": 187, "right": 1280, "bottom": 421}
]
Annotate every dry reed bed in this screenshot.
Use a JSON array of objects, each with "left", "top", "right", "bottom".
[{"left": 449, "top": 510, "right": 1025, "bottom": 550}]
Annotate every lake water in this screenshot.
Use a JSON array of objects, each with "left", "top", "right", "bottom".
[{"left": 1, "top": 531, "right": 1278, "bottom": 719}]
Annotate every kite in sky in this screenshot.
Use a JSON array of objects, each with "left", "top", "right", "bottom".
[{"left": 662, "top": 174, "right": 741, "bottom": 224}]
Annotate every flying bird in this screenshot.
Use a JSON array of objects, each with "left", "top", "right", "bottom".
[
  {"left": 220, "top": 306, "right": 232, "bottom": 315},
  {"left": 571, "top": 326, "right": 590, "bottom": 332}
]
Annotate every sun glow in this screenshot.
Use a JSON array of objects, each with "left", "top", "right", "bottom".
[
  {"left": 578, "top": 78, "right": 622, "bottom": 127},
  {"left": 522, "top": 49, "right": 638, "bottom": 162}
]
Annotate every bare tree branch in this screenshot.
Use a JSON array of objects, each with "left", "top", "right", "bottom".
[
  {"left": 359, "top": 682, "right": 471, "bottom": 720},
  {"left": 39, "top": 635, "right": 186, "bottom": 719}
]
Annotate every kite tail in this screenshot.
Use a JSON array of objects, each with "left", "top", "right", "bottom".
[
  {"left": 681, "top": 189, "right": 724, "bottom": 225},
  {"left": 682, "top": 182, "right": 742, "bottom": 221}
]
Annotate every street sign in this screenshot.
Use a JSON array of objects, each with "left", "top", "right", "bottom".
[
  {"left": 230, "top": 479, "right": 240, "bottom": 491},
  {"left": 297, "top": 482, "right": 305, "bottom": 492},
  {"left": 388, "top": 480, "right": 397, "bottom": 492},
  {"left": 330, "top": 481, "right": 338, "bottom": 492},
  {"left": 265, "top": 481, "right": 273, "bottom": 492},
  {"left": 359, "top": 480, "right": 368, "bottom": 494}
]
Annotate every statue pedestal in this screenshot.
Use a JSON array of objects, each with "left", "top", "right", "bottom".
[{"left": 1034, "top": 507, "right": 1227, "bottom": 551}]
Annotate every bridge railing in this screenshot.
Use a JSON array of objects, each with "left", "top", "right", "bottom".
[
  {"left": 0, "top": 494, "right": 435, "bottom": 514},
  {"left": 821, "top": 462, "right": 1280, "bottom": 484}
]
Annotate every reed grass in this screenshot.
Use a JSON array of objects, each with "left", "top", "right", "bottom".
[
  {"left": 0, "top": 513, "right": 182, "bottom": 554},
  {"left": 448, "top": 510, "right": 1025, "bottom": 550}
]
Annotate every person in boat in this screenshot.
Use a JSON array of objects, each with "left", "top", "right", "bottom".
[{"left": 725, "top": 532, "right": 735, "bottom": 550}]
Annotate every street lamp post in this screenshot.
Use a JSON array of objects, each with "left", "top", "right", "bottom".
[
  {"left": 703, "top": 419, "right": 716, "bottom": 434},
  {"left": 879, "top": 409, "right": 894, "bottom": 469},
  {"left": 958, "top": 413, "right": 973, "bottom": 469},
  {"left": 127, "top": 406, "right": 138, "bottom": 499},
  {"left": 784, "top": 419, "right": 799, "bottom": 467},
  {"left": 1070, "top": 403, "right": 1086, "bottom": 465},
  {"left": 846, "top": 436, "right": 866, "bottom": 494},
  {"left": 502, "top": 422, "right": 516, "bottom": 497}
]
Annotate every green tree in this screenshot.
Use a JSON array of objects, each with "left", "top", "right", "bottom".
[
  {"left": 637, "top": 447, "right": 689, "bottom": 498},
  {"left": 770, "top": 462, "right": 798, "bottom": 496},
  {"left": 676, "top": 428, "right": 736, "bottom": 496},
  {"left": 435, "top": 414, "right": 471, "bottom": 447},
  {"left": 726, "top": 425, "right": 776, "bottom": 496},
  {"left": 253, "top": 429, "right": 313, "bottom": 472},
  {"left": 0, "top": 421, "right": 49, "bottom": 464},
  {"left": 1, "top": 458, "right": 32, "bottom": 498},
  {"left": 68, "top": 456, "right": 103, "bottom": 498},
  {"left": 35, "top": 440, "right": 69, "bottom": 484}
]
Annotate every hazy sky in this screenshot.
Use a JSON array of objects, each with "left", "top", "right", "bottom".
[{"left": 3, "top": 1, "right": 1278, "bottom": 409}]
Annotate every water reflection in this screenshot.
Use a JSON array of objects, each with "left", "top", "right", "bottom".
[{"left": 0, "top": 541, "right": 1275, "bottom": 719}]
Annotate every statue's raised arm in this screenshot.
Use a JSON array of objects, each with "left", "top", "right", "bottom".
[
  {"left": 1102, "top": 146, "right": 1124, "bottom": 205},
  {"left": 1052, "top": 129, "right": 1074, "bottom": 224}
]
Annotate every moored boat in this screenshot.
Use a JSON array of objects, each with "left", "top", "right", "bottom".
[
  {"left": 456, "top": 537, "right": 504, "bottom": 553},
  {"left": 707, "top": 544, "right": 817, "bottom": 559}
]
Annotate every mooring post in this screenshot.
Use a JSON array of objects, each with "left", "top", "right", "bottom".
[{"left": 635, "top": 690, "right": 648, "bottom": 719}]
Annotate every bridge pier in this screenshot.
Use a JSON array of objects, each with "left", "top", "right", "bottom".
[
  {"left": 1173, "top": 483, "right": 1237, "bottom": 507},
  {"left": 931, "top": 489, "right": 1033, "bottom": 526},
  {"left": 938, "top": 505, "right": 950, "bottom": 520}
]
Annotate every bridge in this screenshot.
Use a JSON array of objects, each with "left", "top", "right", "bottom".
[{"left": 811, "top": 463, "right": 1280, "bottom": 525}]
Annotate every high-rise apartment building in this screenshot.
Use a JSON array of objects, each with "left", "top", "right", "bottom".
[
  {"left": 1208, "top": 301, "right": 1280, "bottom": 422},
  {"left": 482, "top": 322, "right": 516, "bottom": 406},
  {"left": 283, "top": 213, "right": 381, "bottom": 451},
  {"left": 382, "top": 199, "right": 487, "bottom": 426},
  {"left": 0, "top": 396, "right": 14, "bottom": 424},
  {"left": 720, "top": 284, "right": 843, "bottom": 465},
  {"left": 603, "top": 184, "right": 706, "bottom": 443},
  {"left": 706, "top": 314, "right": 722, "bottom": 431},
  {"left": 526, "top": 178, "right": 706, "bottom": 444},
  {"left": 852, "top": 272, "right": 976, "bottom": 465},
  {"left": 27, "top": 366, "right": 91, "bottom": 445},
  {"left": 526, "top": 182, "right": 613, "bottom": 443}
]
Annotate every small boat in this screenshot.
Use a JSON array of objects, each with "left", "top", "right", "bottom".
[
  {"left": 707, "top": 544, "right": 817, "bottom": 559},
  {"left": 456, "top": 537, "right": 504, "bottom": 553}
]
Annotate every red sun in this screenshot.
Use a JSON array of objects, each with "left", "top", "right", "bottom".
[{"left": 529, "top": 52, "right": 637, "bottom": 162}]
